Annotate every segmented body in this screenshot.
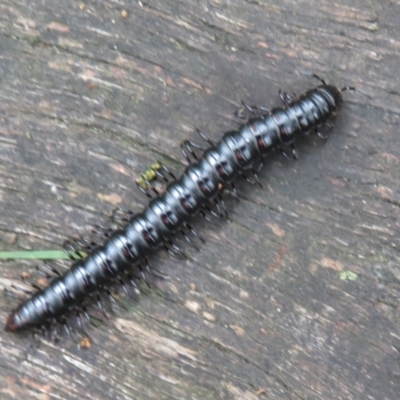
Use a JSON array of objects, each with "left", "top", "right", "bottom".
[{"left": 5, "top": 83, "right": 345, "bottom": 332}]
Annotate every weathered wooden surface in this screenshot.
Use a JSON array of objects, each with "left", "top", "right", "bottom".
[{"left": 0, "top": 0, "right": 399, "bottom": 399}]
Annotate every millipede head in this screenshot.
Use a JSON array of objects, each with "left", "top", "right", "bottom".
[{"left": 317, "top": 84, "right": 347, "bottom": 110}]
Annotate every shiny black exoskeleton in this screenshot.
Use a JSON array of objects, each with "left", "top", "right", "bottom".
[{"left": 6, "top": 80, "right": 351, "bottom": 333}]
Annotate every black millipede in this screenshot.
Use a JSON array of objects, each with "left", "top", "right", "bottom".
[{"left": 5, "top": 76, "right": 354, "bottom": 338}]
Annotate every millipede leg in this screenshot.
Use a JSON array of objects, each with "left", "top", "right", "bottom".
[
  {"left": 254, "top": 160, "right": 264, "bottom": 187},
  {"left": 196, "top": 128, "right": 214, "bottom": 146},
  {"left": 75, "top": 310, "right": 84, "bottom": 331},
  {"left": 181, "top": 229, "right": 200, "bottom": 251},
  {"left": 155, "top": 164, "right": 177, "bottom": 182},
  {"left": 341, "top": 86, "right": 356, "bottom": 92},
  {"left": 11, "top": 284, "right": 34, "bottom": 296},
  {"left": 143, "top": 257, "right": 168, "bottom": 280},
  {"left": 181, "top": 141, "right": 192, "bottom": 163},
  {"left": 213, "top": 194, "right": 229, "bottom": 219},
  {"left": 111, "top": 207, "right": 134, "bottom": 223},
  {"left": 96, "top": 294, "right": 109, "bottom": 320},
  {"left": 278, "top": 90, "right": 298, "bottom": 105},
  {"left": 279, "top": 90, "right": 288, "bottom": 104},
  {"left": 240, "top": 101, "right": 255, "bottom": 116},
  {"left": 184, "top": 223, "right": 206, "bottom": 244},
  {"left": 199, "top": 209, "right": 213, "bottom": 223},
  {"left": 209, "top": 207, "right": 223, "bottom": 220},
  {"left": 75, "top": 311, "right": 92, "bottom": 346},
  {"left": 277, "top": 143, "right": 298, "bottom": 160},
  {"left": 291, "top": 144, "right": 298, "bottom": 160},
  {"left": 240, "top": 172, "right": 257, "bottom": 185},
  {"left": 49, "top": 322, "right": 59, "bottom": 343},
  {"left": 234, "top": 108, "right": 249, "bottom": 120},
  {"left": 229, "top": 182, "right": 239, "bottom": 201},
  {"left": 142, "top": 256, "right": 153, "bottom": 276},
  {"left": 61, "top": 316, "right": 71, "bottom": 336},
  {"left": 136, "top": 263, "right": 151, "bottom": 288},
  {"left": 42, "top": 262, "right": 61, "bottom": 277},
  {"left": 316, "top": 128, "right": 328, "bottom": 140},
  {"left": 124, "top": 271, "right": 141, "bottom": 295},
  {"left": 4, "top": 287, "right": 26, "bottom": 301},
  {"left": 79, "top": 237, "right": 98, "bottom": 250},
  {"left": 35, "top": 265, "right": 55, "bottom": 280},
  {"left": 63, "top": 239, "right": 87, "bottom": 260},
  {"left": 117, "top": 277, "right": 130, "bottom": 295},
  {"left": 312, "top": 74, "right": 326, "bottom": 85},
  {"left": 181, "top": 140, "right": 204, "bottom": 164},
  {"left": 164, "top": 246, "right": 183, "bottom": 259},
  {"left": 63, "top": 226, "right": 114, "bottom": 260},
  {"left": 81, "top": 304, "right": 91, "bottom": 322},
  {"left": 170, "top": 240, "right": 187, "bottom": 258},
  {"left": 325, "top": 122, "right": 334, "bottom": 130},
  {"left": 22, "top": 278, "right": 43, "bottom": 291},
  {"left": 91, "top": 224, "right": 114, "bottom": 238},
  {"left": 60, "top": 316, "right": 82, "bottom": 344},
  {"left": 201, "top": 204, "right": 224, "bottom": 223},
  {"left": 251, "top": 168, "right": 263, "bottom": 187},
  {"left": 104, "top": 288, "right": 117, "bottom": 304},
  {"left": 136, "top": 178, "right": 160, "bottom": 198},
  {"left": 218, "top": 193, "right": 229, "bottom": 218},
  {"left": 278, "top": 145, "right": 289, "bottom": 159},
  {"left": 63, "top": 234, "right": 103, "bottom": 259},
  {"left": 164, "top": 240, "right": 187, "bottom": 260},
  {"left": 235, "top": 101, "right": 270, "bottom": 120}
]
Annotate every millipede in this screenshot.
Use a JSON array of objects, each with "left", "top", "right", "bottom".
[{"left": 4, "top": 76, "right": 354, "bottom": 342}]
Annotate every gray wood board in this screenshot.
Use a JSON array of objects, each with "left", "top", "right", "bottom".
[{"left": 0, "top": 0, "right": 399, "bottom": 399}]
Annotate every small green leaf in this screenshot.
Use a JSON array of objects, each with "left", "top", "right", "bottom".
[{"left": 339, "top": 270, "right": 358, "bottom": 281}]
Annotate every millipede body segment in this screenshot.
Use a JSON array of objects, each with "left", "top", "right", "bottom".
[{"left": 5, "top": 82, "right": 348, "bottom": 333}]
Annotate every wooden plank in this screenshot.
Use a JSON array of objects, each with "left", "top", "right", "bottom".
[{"left": 0, "top": 0, "right": 399, "bottom": 399}]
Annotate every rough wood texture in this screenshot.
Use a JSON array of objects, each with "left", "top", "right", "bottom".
[{"left": 0, "top": 1, "right": 399, "bottom": 399}]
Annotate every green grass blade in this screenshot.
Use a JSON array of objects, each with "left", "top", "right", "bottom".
[{"left": 0, "top": 250, "right": 86, "bottom": 260}]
